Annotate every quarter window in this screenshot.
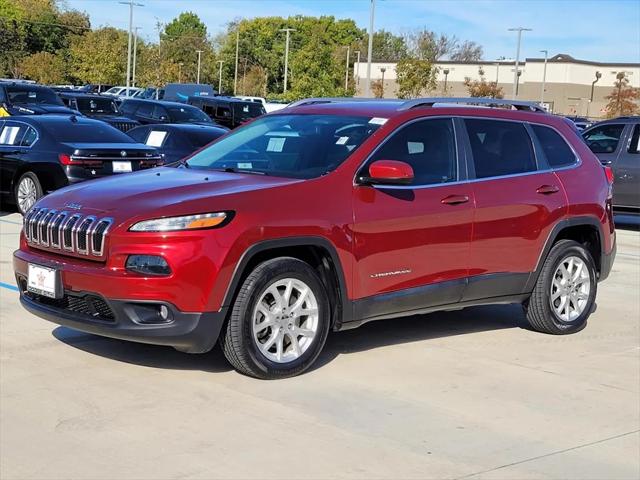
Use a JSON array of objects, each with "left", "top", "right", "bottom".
[
  {"left": 366, "top": 119, "right": 457, "bottom": 185},
  {"left": 583, "top": 124, "right": 624, "bottom": 154},
  {"left": 20, "top": 126, "right": 37, "bottom": 147},
  {"left": 531, "top": 125, "right": 576, "bottom": 168},
  {"left": 465, "top": 119, "right": 536, "bottom": 178}
]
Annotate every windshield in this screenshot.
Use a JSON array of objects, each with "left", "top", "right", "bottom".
[
  {"left": 168, "top": 106, "right": 212, "bottom": 123},
  {"left": 43, "top": 122, "right": 135, "bottom": 143},
  {"left": 186, "top": 114, "right": 382, "bottom": 178},
  {"left": 7, "top": 86, "right": 64, "bottom": 105},
  {"left": 75, "top": 97, "right": 119, "bottom": 115},
  {"left": 232, "top": 102, "right": 266, "bottom": 120},
  {"left": 104, "top": 87, "right": 123, "bottom": 95}
]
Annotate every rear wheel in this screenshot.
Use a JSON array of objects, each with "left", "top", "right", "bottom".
[
  {"left": 220, "top": 257, "right": 330, "bottom": 379},
  {"left": 525, "top": 239, "right": 597, "bottom": 334},
  {"left": 15, "top": 172, "right": 42, "bottom": 215}
]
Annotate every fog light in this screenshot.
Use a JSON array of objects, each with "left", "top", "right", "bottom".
[
  {"left": 126, "top": 255, "right": 171, "bottom": 276},
  {"left": 159, "top": 305, "right": 169, "bottom": 321}
]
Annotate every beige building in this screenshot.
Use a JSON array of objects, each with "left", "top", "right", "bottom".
[{"left": 354, "top": 54, "right": 640, "bottom": 118}]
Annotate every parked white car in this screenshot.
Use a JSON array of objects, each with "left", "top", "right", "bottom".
[
  {"left": 103, "top": 86, "right": 144, "bottom": 99},
  {"left": 235, "top": 96, "right": 287, "bottom": 113}
]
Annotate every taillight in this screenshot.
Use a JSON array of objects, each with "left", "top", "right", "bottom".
[
  {"left": 59, "top": 153, "right": 102, "bottom": 168},
  {"left": 604, "top": 166, "right": 614, "bottom": 185}
]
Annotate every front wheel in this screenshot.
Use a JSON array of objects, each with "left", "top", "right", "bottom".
[
  {"left": 220, "top": 257, "right": 330, "bottom": 379},
  {"left": 15, "top": 172, "right": 43, "bottom": 215},
  {"left": 525, "top": 239, "right": 597, "bottom": 334}
]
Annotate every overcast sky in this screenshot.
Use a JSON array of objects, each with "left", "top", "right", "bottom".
[{"left": 67, "top": 0, "right": 640, "bottom": 63}]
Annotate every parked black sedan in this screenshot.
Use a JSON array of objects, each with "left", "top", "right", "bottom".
[
  {"left": 0, "top": 115, "right": 162, "bottom": 213},
  {"left": 0, "top": 82, "right": 76, "bottom": 116},
  {"left": 127, "top": 123, "right": 228, "bottom": 163},
  {"left": 119, "top": 99, "right": 214, "bottom": 126},
  {"left": 58, "top": 92, "right": 139, "bottom": 132}
]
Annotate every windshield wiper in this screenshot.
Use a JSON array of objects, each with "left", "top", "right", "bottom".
[{"left": 210, "top": 167, "right": 267, "bottom": 175}]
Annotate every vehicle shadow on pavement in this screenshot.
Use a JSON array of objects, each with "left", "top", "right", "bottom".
[
  {"left": 313, "top": 303, "right": 528, "bottom": 371},
  {"left": 52, "top": 327, "right": 233, "bottom": 373}
]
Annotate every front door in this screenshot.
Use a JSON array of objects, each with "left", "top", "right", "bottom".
[
  {"left": 614, "top": 124, "right": 640, "bottom": 209},
  {"left": 352, "top": 118, "right": 474, "bottom": 318}
]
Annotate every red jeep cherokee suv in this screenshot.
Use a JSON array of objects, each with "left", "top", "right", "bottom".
[{"left": 14, "top": 97, "right": 616, "bottom": 379}]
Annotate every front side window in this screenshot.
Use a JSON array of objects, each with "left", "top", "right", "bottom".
[
  {"left": 531, "top": 125, "right": 576, "bottom": 168},
  {"left": 628, "top": 125, "right": 639, "bottom": 154},
  {"left": 166, "top": 106, "right": 210, "bottom": 123},
  {"left": 465, "top": 119, "right": 536, "bottom": 179},
  {"left": 365, "top": 118, "right": 457, "bottom": 185},
  {"left": 583, "top": 124, "right": 624, "bottom": 154},
  {"left": 136, "top": 104, "right": 153, "bottom": 118},
  {"left": 75, "top": 97, "right": 119, "bottom": 115},
  {"left": 186, "top": 114, "right": 382, "bottom": 179}
]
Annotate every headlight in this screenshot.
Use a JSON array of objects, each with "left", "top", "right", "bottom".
[{"left": 130, "top": 212, "right": 229, "bottom": 232}]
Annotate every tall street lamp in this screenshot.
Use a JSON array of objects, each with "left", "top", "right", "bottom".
[
  {"left": 132, "top": 26, "right": 141, "bottom": 87},
  {"left": 365, "top": 0, "right": 376, "bottom": 97},
  {"left": 178, "top": 62, "right": 184, "bottom": 83},
  {"left": 344, "top": 46, "right": 351, "bottom": 91},
  {"left": 380, "top": 67, "right": 386, "bottom": 97},
  {"left": 196, "top": 50, "right": 203, "bottom": 84},
  {"left": 217, "top": 60, "right": 224, "bottom": 94},
  {"left": 443, "top": 68, "right": 450, "bottom": 95},
  {"left": 279, "top": 28, "right": 296, "bottom": 93},
  {"left": 508, "top": 27, "right": 531, "bottom": 99},
  {"left": 234, "top": 27, "right": 240, "bottom": 95},
  {"left": 119, "top": 0, "right": 144, "bottom": 96},
  {"left": 587, "top": 70, "right": 602, "bottom": 118},
  {"left": 540, "top": 49, "right": 548, "bottom": 105},
  {"left": 354, "top": 50, "right": 361, "bottom": 93}
]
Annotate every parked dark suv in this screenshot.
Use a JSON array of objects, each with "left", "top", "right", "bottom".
[
  {"left": 0, "top": 82, "right": 76, "bottom": 116},
  {"left": 119, "top": 99, "right": 213, "bottom": 126},
  {"left": 13, "top": 97, "right": 616, "bottom": 379},
  {"left": 58, "top": 92, "right": 139, "bottom": 133},
  {"left": 187, "top": 96, "right": 265, "bottom": 129},
  {"left": 582, "top": 117, "right": 639, "bottom": 211}
]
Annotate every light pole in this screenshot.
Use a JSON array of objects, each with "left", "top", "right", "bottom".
[
  {"left": 540, "top": 49, "right": 548, "bottom": 105},
  {"left": 344, "top": 45, "right": 351, "bottom": 91},
  {"left": 365, "top": 0, "right": 376, "bottom": 97},
  {"left": 178, "top": 62, "right": 183, "bottom": 83},
  {"left": 234, "top": 27, "right": 240, "bottom": 95},
  {"left": 280, "top": 28, "right": 296, "bottom": 93},
  {"left": 119, "top": 0, "right": 144, "bottom": 97},
  {"left": 354, "top": 50, "right": 361, "bottom": 93},
  {"left": 615, "top": 72, "right": 625, "bottom": 116},
  {"left": 132, "top": 26, "right": 141, "bottom": 87},
  {"left": 516, "top": 70, "right": 522, "bottom": 96},
  {"left": 508, "top": 27, "right": 531, "bottom": 99},
  {"left": 587, "top": 70, "right": 602, "bottom": 118},
  {"left": 217, "top": 60, "right": 224, "bottom": 94},
  {"left": 380, "top": 67, "right": 386, "bottom": 97},
  {"left": 443, "top": 68, "right": 450, "bottom": 95},
  {"left": 196, "top": 50, "right": 203, "bottom": 84}
]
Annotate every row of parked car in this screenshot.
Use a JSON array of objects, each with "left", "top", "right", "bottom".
[{"left": 0, "top": 80, "right": 263, "bottom": 213}]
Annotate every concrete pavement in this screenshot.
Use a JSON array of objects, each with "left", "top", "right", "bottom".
[{"left": 1, "top": 211, "right": 638, "bottom": 480}]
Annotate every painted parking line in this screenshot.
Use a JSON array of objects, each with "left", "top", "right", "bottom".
[{"left": 0, "top": 281, "right": 19, "bottom": 292}]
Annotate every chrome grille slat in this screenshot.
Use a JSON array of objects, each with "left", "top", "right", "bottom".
[{"left": 25, "top": 210, "right": 111, "bottom": 259}]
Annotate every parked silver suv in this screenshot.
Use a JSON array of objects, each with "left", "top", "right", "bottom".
[{"left": 583, "top": 117, "right": 640, "bottom": 211}]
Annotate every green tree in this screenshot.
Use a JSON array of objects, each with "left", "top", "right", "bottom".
[
  {"left": 404, "top": 29, "right": 484, "bottom": 62},
  {"left": 19, "top": 51, "right": 66, "bottom": 83},
  {"left": 358, "top": 30, "right": 408, "bottom": 62},
  {"left": 604, "top": 73, "right": 640, "bottom": 118},
  {"left": 395, "top": 58, "right": 437, "bottom": 99},
  {"left": 69, "top": 27, "right": 128, "bottom": 85}
]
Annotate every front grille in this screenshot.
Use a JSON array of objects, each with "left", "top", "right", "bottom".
[
  {"left": 112, "top": 121, "right": 136, "bottom": 132},
  {"left": 24, "top": 208, "right": 112, "bottom": 258},
  {"left": 25, "top": 290, "right": 115, "bottom": 322}
]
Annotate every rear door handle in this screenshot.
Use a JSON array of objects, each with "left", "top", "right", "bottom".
[
  {"left": 536, "top": 185, "right": 560, "bottom": 195},
  {"left": 441, "top": 194, "right": 469, "bottom": 205}
]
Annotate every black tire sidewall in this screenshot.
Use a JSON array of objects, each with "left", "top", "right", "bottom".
[
  {"left": 15, "top": 172, "right": 43, "bottom": 215},
  {"left": 235, "top": 258, "right": 330, "bottom": 377},
  {"left": 543, "top": 243, "right": 597, "bottom": 332}
]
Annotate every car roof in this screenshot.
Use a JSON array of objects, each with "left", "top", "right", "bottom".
[
  {"left": 589, "top": 116, "right": 639, "bottom": 126},
  {"left": 0, "top": 82, "right": 55, "bottom": 91},
  {"left": 130, "top": 123, "right": 228, "bottom": 133},
  {"left": 122, "top": 98, "right": 199, "bottom": 108},
  {"left": 58, "top": 92, "right": 115, "bottom": 99},
  {"left": 3, "top": 114, "right": 106, "bottom": 126}
]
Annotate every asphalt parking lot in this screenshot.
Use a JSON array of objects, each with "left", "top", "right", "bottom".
[{"left": 1, "top": 211, "right": 638, "bottom": 480}]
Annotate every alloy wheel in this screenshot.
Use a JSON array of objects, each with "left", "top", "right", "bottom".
[{"left": 550, "top": 255, "right": 591, "bottom": 322}]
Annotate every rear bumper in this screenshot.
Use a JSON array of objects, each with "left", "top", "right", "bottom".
[{"left": 16, "top": 285, "right": 226, "bottom": 353}]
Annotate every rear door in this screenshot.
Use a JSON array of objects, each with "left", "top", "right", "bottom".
[
  {"left": 582, "top": 122, "right": 625, "bottom": 168},
  {"left": 352, "top": 117, "right": 474, "bottom": 315},
  {"left": 461, "top": 118, "right": 566, "bottom": 300},
  {"left": 614, "top": 123, "right": 640, "bottom": 208},
  {"left": 0, "top": 121, "right": 36, "bottom": 197}
]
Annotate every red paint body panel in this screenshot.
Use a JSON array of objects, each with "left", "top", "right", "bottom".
[{"left": 14, "top": 102, "right": 615, "bottom": 320}]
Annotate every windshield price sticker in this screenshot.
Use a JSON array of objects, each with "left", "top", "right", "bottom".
[{"left": 368, "top": 117, "right": 388, "bottom": 125}]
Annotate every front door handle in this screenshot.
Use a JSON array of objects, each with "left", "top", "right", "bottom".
[
  {"left": 536, "top": 185, "right": 560, "bottom": 195},
  {"left": 441, "top": 194, "right": 469, "bottom": 205}
]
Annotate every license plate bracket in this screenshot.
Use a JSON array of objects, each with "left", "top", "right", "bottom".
[
  {"left": 27, "top": 263, "right": 62, "bottom": 299},
  {"left": 113, "top": 161, "right": 132, "bottom": 173}
]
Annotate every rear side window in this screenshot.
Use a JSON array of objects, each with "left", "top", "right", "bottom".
[
  {"left": 583, "top": 124, "right": 624, "bottom": 154},
  {"left": 465, "top": 119, "right": 536, "bottom": 178},
  {"left": 368, "top": 118, "right": 457, "bottom": 185},
  {"left": 136, "top": 104, "right": 153, "bottom": 117},
  {"left": 628, "top": 125, "right": 639, "bottom": 154},
  {"left": 531, "top": 125, "right": 576, "bottom": 168},
  {"left": 120, "top": 101, "right": 137, "bottom": 114},
  {"left": 0, "top": 124, "right": 25, "bottom": 145}
]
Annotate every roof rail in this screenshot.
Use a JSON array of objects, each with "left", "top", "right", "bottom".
[{"left": 399, "top": 97, "right": 546, "bottom": 112}]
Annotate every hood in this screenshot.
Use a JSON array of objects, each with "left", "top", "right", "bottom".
[
  {"left": 36, "top": 167, "right": 301, "bottom": 220},
  {"left": 8, "top": 104, "right": 76, "bottom": 115},
  {"left": 86, "top": 114, "right": 137, "bottom": 123}
]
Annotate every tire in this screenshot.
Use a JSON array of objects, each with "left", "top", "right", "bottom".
[
  {"left": 220, "top": 257, "right": 331, "bottom": 379},
  {"left": 525, "top": 239, "right": 597, "bottom": 335},
  {"left": 14, "top": 172, "right": 43, "bottom": 215}
]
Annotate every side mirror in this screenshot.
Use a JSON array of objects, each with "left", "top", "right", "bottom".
[{"left": 362, "top": 160, "right": 414, "bottom": 185}]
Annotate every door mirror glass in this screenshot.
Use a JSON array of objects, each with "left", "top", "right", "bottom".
[{"left": 365, "top": 160, "right": 414, "bottom": 185}]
